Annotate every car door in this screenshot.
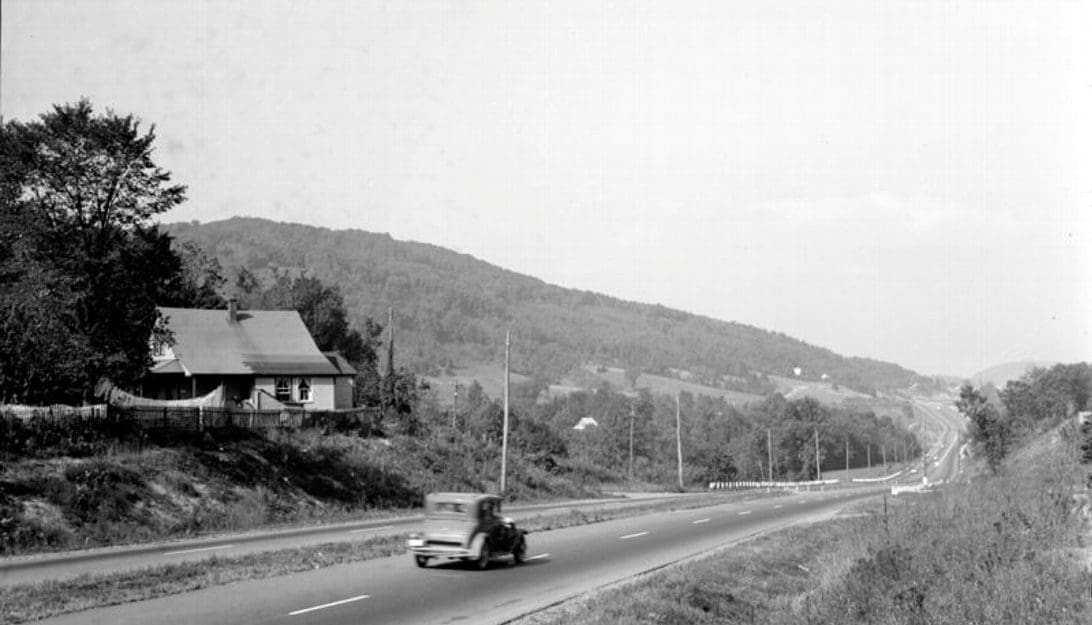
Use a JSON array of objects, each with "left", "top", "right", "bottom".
[{"left": 481, "top": 500, "right": 510, "bottom": 551}]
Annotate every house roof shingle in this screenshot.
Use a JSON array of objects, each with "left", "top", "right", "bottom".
[{"left": 155, "top": 307, "right": 342, "bottom": 377}]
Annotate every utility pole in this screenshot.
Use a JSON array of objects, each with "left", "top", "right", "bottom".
[
  {"left": 628, "top": 403, "right": 635, "bottom": 482},
  {"left": 867, "top": 443, "right": 871, "bottom": 470},
  {"left": 920, "top": 406, "right": 927, "bottom": 485},
  {"left": 675, "top": 393, "right": 684, "bottom": 490},
  {"left": 500, "top": 329, "right": 511, "bottom": 493},
  {"left": 882, "top": 442, "right": 887, "bottom": 467},
  {"left": 387, "top": 306, "right": 395, "bottom": 376},
  {"left": 814, "top": 427, "right": 821, "bottom": 481},
  {"left": 385, "top": 306, "right": 395, "bottom": 411},
  {"left": 766, "top": 428, "right": 773, "bottom": 482},
  {"left": 845, "top": 438, "right": 850, "bottom": 473},
  {"left": 452, "top": 383, "right": 459, "bottom": 430}
]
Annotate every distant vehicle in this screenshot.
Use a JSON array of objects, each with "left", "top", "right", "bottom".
[{"left": 407, "top": 492, "right": 527, "bottom": 569}]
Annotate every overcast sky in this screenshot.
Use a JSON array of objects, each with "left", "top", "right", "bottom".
[{"left": 3, "top": 0, "right": 1089, "bottom": 377}]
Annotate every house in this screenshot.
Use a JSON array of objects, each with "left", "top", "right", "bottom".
[
  {"left": 141, "top": 301, "right": 357, "bottom": 410},
  {"left": 572, "top": 417, "right": 599, "bottom": 431}
]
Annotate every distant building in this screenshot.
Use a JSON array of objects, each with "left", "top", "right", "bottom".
[
  {"left": 572, "top": 417, "right": 599, "bottom": 431},
  {"left": 141, "top": 301, "right": 356, "bottom": 410}
]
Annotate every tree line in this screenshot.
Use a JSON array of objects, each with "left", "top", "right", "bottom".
[
  {"left": 412, "top": 380, "right": 920, "bottom": 486},
  {"left": 956, "top": 362, "right": 1092, "bottom": 472}
]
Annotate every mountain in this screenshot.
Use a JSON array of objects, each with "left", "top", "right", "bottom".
[
  {"left": 971, "top": 361, "right": 1057, "bottom": 388},
  {"left": 166, "top": 217, "right": 927, "bottom": 393}
]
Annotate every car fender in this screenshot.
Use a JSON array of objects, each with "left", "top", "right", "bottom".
[{"left": 467, "top": 531, "right": 487, "bottom": 554}]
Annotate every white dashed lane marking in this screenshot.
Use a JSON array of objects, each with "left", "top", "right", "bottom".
[
  {"left": 738, "top": 510, "right": 752, "bottom": 516},
  {"left": 773, "top": 504, "right": 783, "bottom": 509},
  {"left": 692, "top": 518, "right": 710, "bottom": 524},
  {"left": 289, "top": 595, "right": 370, "bottom": 616},
  {"left": 163, "top": 544, "right": 235, "bottom": 556},
  {"left": 527, "top": 553, "right": 550, "bottom": 561},
  {"left": 620, "top": 532, "right": 649, "bottom": 540}
]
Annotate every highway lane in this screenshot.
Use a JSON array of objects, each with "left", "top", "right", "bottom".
[
  {"left": 0, "top": 492, "right": 716, "bottom": 587},
  {"left": 912, "top": 399, "right": 966, "bottom": 484},
  {"left": 37, "top": 488, "right": 881, "bottom": 625}
]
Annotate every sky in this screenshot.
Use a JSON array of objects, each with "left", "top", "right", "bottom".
[{"left": 3, "top": 0, "right": 1090, "bottom": 377}]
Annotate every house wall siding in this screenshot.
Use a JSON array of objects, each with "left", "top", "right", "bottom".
[
  {"left": 333, "top": 377, "right": 355, "bottom": 409},
  {"left": 254, "top": 376, "right": 336, "bottom": 410}
]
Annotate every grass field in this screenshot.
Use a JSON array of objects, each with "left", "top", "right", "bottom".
[{"left": 423, "top": 364, "right": 531, "bottom": 407}]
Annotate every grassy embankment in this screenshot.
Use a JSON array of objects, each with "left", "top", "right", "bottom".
[
  {"left": 0, "top": 426, "right": 637, "bottom": 557},
  {"left": 519, "top": 424, "right": 1092, "bottom": 625},
  {"left": 0, "top": 492, "right": 743, "bottom": 624}
]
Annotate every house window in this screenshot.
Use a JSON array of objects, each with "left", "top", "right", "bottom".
[
  {"left": 275, "top": 378, "right": 291, "bottom": 401},
  {"left": 297, "top": 378, "right": 312, "bottom": 402}
]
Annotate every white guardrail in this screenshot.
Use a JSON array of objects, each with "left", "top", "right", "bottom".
[
  {"left": 850, "top": 470, "right": 904, "bottom": 483},
  {"left": 891, "top": 480, "right": 943, "bottom": 495},
  {"left": 708, "top": 479, "right": 840, "bottom": 490}
]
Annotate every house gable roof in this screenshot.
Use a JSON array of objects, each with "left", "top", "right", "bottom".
[
  {"left": 323, "top": 351, "right": 358, "bottom": 376},
  {"left": 155, "top": 307, "right": 342, "bottom": 377}
]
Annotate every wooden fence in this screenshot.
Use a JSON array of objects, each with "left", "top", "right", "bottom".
[{"left": 0, "top": 403, "right": 382, "bottom": 434}]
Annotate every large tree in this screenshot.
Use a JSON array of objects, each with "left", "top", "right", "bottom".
[
  {"left": 1, "top": 100, "right": 187, "bottom": 403},
  {"left": 956, "top": 383, "right": 1010, "bottom": 473}
]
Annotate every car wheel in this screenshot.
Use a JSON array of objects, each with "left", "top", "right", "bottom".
[
  {"left": 512, "top": 537, "right": 526, "bottom": 565},
  {"left": 414, "top": 555, "right": 429, "bottom": 568},
  {"left": 475, "top": 540, "right": 490, "bottom": 570}
]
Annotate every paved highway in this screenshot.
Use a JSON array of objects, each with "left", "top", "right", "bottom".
[
  {"left": 37, "top": 488, "right": 880, "bottom": 625},
  {"left": 0, "top": 493, "right": 708, "bottom": 587},
  {"left": 913, "top": 399, "right": 966, "bottom": 484}
]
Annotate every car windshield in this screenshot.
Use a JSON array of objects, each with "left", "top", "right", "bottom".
[{"left": 431, "top": 502, "right": 467, "bottom": 514}]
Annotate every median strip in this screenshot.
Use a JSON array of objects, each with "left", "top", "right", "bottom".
[
  {"left": 348, "top": 525, "right": 394, "bottom": 534},
  {"left": 288, "top": 594, "right": 369, "bottom": 616},
  {"left": 163, "top": 544, "right": 235, "bottom": 556}
]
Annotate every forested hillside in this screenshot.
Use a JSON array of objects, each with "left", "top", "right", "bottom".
[{"left": 167, "top": 217, "right": 925, "bottom": 393}]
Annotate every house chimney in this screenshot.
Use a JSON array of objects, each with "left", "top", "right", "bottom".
[{"left": 228, "top": 298, "right": 238, "bottom": 324}]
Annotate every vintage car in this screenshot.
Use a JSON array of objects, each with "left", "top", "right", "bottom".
[{"left": 407, "top": 492, "right": 527, "bottom": 569}]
